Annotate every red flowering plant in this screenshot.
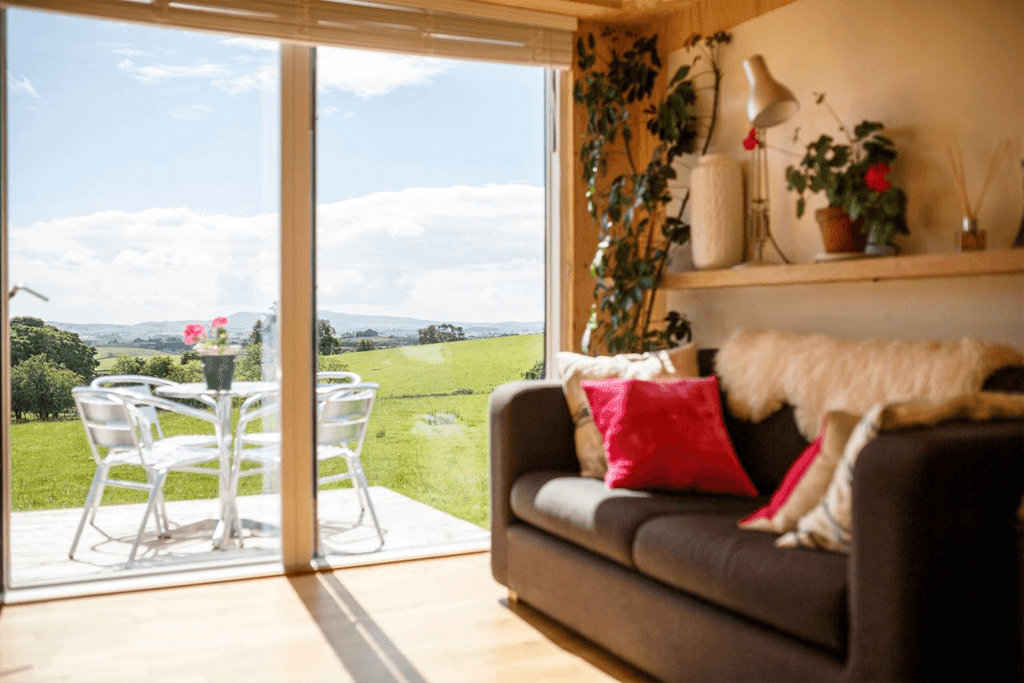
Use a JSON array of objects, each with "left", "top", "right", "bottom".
[
  {"left": 784, "top": 93, "right": 908, "bottom": 246},
  {"left": 183, "top": 317, "right": 239, "bottom": 355}
]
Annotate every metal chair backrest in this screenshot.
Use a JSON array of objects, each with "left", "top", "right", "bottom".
[
  {"left": 73, "top": 388, "right": 144, "bottom": 466},
  {"left": 316, "top": 383, "right": 377, "bottom": 452}
]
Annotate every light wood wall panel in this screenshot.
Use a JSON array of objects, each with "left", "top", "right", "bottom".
[{"left": 566, "top": 1, "right": 793, "bottom": 351}]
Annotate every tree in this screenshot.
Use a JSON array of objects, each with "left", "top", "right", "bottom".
[
  {"left": 11, "top": 318, "right": 98, "bottom": 382},
  {"left": 317, "top": 319, "right": 338, "bottom": 356},
  {"left": 181, "top": 349, "right": 200, "bottom": 364},
  {"left": 110, "top": 355, "right": 146, "bottom": 375},
  {"left": 237, "top": 342, "right": 264, "bottom": 381},
  {"left": 11, "top": 354, "right": 82, "bottom": 421},
  {"left": 417, "top": 323, "right": 466, "bottom": 345},
  {"left": 248, "top": 319, "right": 263, "bottom": 346},
  {"left": 357, "top": 339, "right": 375, "bottom": 351},
  {"left": 523, "top": 359, "right": 546, "bottom": 380},
  {"left": 143, "top": 355, "right": 178, "bottom": 379}
]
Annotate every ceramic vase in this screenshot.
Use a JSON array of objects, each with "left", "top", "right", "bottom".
[
  {"left": 201, "top": 353, "right": 237, "bottom": 391},
  {"left": 815, "top": 206, "right": 866, "bottom": 254},
  {"left": 689, "top": 154, "right": 744, "bottom": 269}
]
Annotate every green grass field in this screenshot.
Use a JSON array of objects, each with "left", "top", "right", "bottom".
[
  {"left": 94, "top": 346, "right": 180, "bottom": 372},
  {"left": 11, "top": 333, "right": 544, "bottom": 529}
]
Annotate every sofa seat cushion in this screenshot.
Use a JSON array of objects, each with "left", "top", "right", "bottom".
[
  {"left": 511, "top": 471, "right": 764, "bottom": 568},
  {"left": 633, "top": 514, "right": 848, "bottom": 654}
]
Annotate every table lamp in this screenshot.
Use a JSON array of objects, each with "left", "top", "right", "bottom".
[{"left": 742, "top": 54, "right": 798, "bottom": 265}]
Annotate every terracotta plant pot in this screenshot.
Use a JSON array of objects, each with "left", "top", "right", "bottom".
[{"left": 815, "top": 206, "right": 867, "bottom": 254}]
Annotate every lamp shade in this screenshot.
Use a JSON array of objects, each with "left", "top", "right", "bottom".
[{"left": 743, "top": 55, "right": 798, "bottom": 128}]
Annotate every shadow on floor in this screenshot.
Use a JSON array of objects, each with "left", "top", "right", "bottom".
[{"left": 288, "top": 572, "right": 428, "bottom": 683}]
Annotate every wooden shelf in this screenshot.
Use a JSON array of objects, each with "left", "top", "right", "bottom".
[{"left": 661, "top": 249, "right": 1024, "bottom": 290}]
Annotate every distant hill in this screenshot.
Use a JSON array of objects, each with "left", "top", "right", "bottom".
[{"left": 47, "top": 311, "right": 543, "bottom": 344}]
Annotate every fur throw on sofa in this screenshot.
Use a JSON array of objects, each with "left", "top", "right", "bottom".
[{"left": 716, "top": 329, "right": 1024, "bottom": 441}]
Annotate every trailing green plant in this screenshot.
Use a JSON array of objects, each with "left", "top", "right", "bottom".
[
  {"left": 785, "top": 93, "right": 909, "bottom": 246},
  {"left": 575, "top": 29, "right": 730, "bottom": 354}
]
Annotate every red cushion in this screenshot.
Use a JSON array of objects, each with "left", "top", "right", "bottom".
[
  {"left": 581, "top": 376, "right": 758, "bottom": 496},
  {"left": 739, "top": 420, "right": 825, "bottom": 525}
]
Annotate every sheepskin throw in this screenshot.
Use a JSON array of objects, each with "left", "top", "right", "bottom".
[
  {"left": 555, "top": 344, "right": 699, "bottom": 478},
  {"left": 715, "top": 329, "right": 1023, "bottom": 441},
  {"left": 776, "top": 392, "right": 1024, "bottom": 553}
]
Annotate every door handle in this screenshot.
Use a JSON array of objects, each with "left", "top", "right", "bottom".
[{"left": 8, "top": 284, "right": 49, "bottom": 301}]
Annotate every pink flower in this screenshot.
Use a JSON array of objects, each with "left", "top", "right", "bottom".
[
  {"left": 211, "top": 317, "right": 229, "bottom": 329},
  {"left": 183, "top": 323, "right": 206, "bottom": 346},
  {"left": 864, "top": 162, "right": 891, "bottom": 192},
  {"left": 742, "top": 128, "right": 759, "bottom": 151}
]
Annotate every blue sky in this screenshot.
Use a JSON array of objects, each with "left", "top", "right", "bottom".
[{"left": 6, "top": 8, "right": 545, "bottom": 325}]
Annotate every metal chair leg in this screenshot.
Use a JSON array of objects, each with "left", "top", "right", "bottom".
[
  {"left": 70, "top": 468, "right": 105, "bottom": 559},
  {"left": 354, "top": 462, "right": 384, "bottom": 547},
  {"left": 128, "top": 471, "right": 166, "bottom": 564}
]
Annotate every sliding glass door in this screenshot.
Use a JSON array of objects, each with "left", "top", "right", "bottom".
[
  {"left": 312, "top": 46, "right": 546, "bottom": 561},
  {"left": 2, "top": 8, "right": 282, "bottom": 587}
]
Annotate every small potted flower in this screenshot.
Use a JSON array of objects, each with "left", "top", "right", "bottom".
[
  {"left": 184, "top": 317, "right": 241, "bottom": 391},
  {"left": 784, "top": 93, "right": 909, "bottom": 255}
]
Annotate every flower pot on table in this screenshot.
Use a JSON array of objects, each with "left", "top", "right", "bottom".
[{"left": 201, "top": 353, "right": 237, "bottom": 391}]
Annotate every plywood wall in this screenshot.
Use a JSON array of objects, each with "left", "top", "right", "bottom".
[
  {"left": 664, "top": 0, "right": 1024, "bottom": 351},
  {"left": 567, "top": 1, "right": 796, "bottom": 351}
]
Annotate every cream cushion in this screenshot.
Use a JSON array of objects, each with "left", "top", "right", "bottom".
[
  {"left": 777, "top": 392, "right": 1024, "bottom": 553},
  {"left": 555, "top": 344, "right": 699, "bottom": 478}
]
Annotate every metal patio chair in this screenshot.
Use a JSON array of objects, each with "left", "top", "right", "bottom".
[
  {"left": 91, "top": 375, "right": 218, "bottom": 450},
  {"left": 234, "top": 381, "right": 384, "bottom": 550},
  {"left": 70, "top": 387, "right": 223, "bottom": 564}
]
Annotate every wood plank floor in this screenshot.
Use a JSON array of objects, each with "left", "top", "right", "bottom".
[
  {"left": 9, "top": 487, "right": 489, "bottom": 586},
  {"left": 0, "top": 553, "right": 653, "bottom": 683}
]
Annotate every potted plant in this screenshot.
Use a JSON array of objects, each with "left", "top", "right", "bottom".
[
  {"left": 785, "top": 93, "right": 909, "bottom": 255},
  {"left": 184, "top": 317, "right": 241, "bottom": 390},
  {"left": 575, "top": 29, "right": 730, "bottom": 353}
]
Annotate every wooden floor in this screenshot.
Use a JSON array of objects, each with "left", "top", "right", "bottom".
[
  {"left": 0, "top": 553, "right": 653, "bottom": 683},
  {"left": 9, "top": 487, "right": 489, "bottom": 586}
]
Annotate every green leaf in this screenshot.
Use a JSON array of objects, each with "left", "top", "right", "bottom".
[
  {"left": 796, "top": 197, "right": 806, "bottom": 218},
  {"left": 848, "top": 196, "right": 861, "bottom": 220},
  {"left": 853, "top": 121, "right": 884, "bottom": 139},
  {"left": 669, "top": 65, "right": 690, "bottom": 85}
]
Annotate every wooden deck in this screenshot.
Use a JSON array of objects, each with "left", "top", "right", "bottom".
[{"left": 8, "top": 487, "right": 489, "bottom": 587}]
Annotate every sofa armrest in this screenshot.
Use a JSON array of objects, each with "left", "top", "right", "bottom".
[
  {"left": 489, "top": 380, "right": 577, "bottom": 586},
  {"left": 848, "top": 418, "right": 1024, "bottom": 682}
]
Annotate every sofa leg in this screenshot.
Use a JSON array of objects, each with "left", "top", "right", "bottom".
[{"left": 508, "top": 590, "right": 520, "bottom": 604}]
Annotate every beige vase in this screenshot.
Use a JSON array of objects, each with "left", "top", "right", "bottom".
[{"left": 689, "top": 154, "right": 744, "bottom": 269}]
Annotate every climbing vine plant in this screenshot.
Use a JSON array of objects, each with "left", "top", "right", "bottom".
[{"left": 575, "top": 29, "right": 730, "bottom": 354}]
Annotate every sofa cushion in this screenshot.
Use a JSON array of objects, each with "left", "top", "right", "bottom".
[
  {"left": 511, "top": 470, "right": 764, "bottom": 568},
  {"left": 582, "top": 376, "right": 758, "bottom": 496},
  {"left": 633, "top": 514, "right": 848, "bottom": 654}
]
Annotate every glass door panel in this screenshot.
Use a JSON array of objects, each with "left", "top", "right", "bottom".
[
  {"left": 313, "top": 46, "right": 545, "bottom": 560},
  {"left": 5, "top": 8, "right": 281, "bottom": 586}
]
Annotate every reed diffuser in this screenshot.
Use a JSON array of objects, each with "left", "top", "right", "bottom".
[{"left": 948, "top": 141, "right": 1007, "bottom": 252}]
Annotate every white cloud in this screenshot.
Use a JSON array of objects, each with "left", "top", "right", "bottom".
[
  {"left": 220, "top": 37, "right": 277, "bottom": 52},
  {"left": 317, "top": 47, "right": 453, "bottom": 98},
  {"left": 9, "top": 185, "right": 544, "bottom": 325},
  {"left": 171, "top": 104, "right": 213, "bottom": 120},
  {"left": 319, "top": 105, "right": 339, "bottom": 117},
  {"left": 117, "top": 42, "right": 450, "bottom": 99},
  {"left": 9, "top": 76, "right": 40, "bottom": 99},
  {"left": 118, "top": 58, "right": 229, "bottom": 84}
]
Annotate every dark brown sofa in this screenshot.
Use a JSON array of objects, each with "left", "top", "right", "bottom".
[{"left": 489, "top": 350, "right": 1024, "bottom": 682}]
